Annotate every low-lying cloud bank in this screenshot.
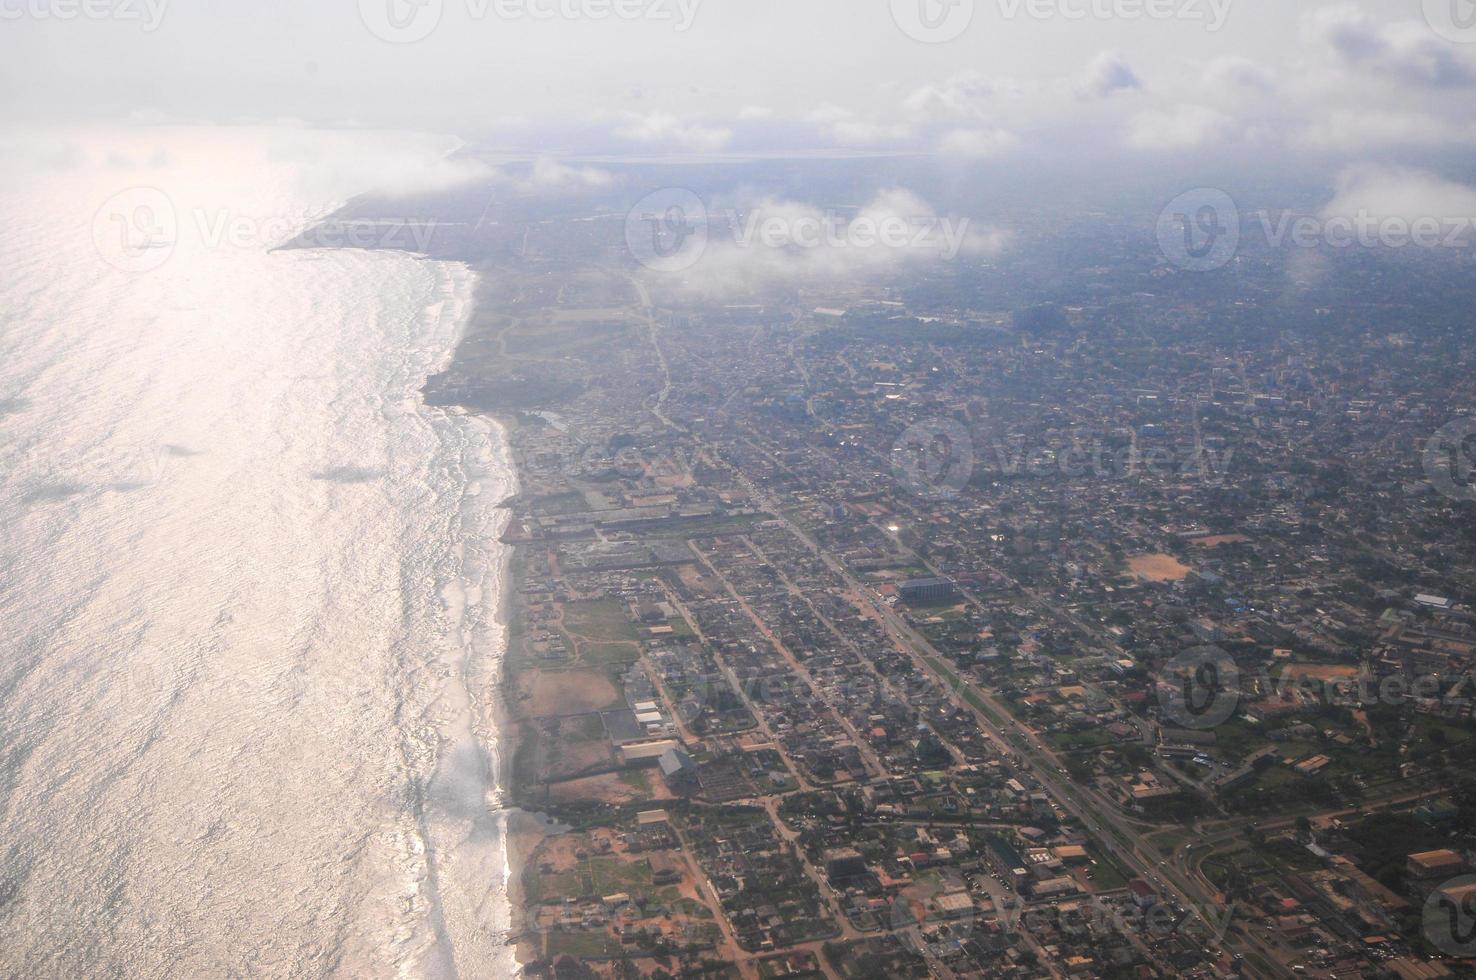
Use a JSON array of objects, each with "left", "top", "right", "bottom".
[{"left": 641, "top": 188, "right": 1008, "bottom": 297}]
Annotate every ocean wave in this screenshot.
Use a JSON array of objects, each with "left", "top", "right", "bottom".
[{"left": 0, "top": 127, "right": 515, "bottom": 978}]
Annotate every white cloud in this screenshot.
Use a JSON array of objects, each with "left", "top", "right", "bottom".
[
  {"left": 823, "top": 119, "right": 914, "bottom": 145},
  {"left": 615, "top": 112, "right": 733, "bottom": 152},
  {"left": 1124, "top": 105, "right": 1227, "bottom": 151},
  {"left": 1303, "top": 5, "right": 1476, "bottom": 88},
  {"left": 261, "top": 130, "right": 496, "bottom": 199},
  {"left": 937, "top": 128, "right": 1019, "bottom": 158},
  {"left": 1296, "top": 111, "right": 1476, "bottom": 153},
  {"left": 901, "top": 71, "right": 1026, "bottom": 123},
  {"left": 1202, "top": 57, "right": 1276, "bottom": 97},
  {"left": 1302, "top": 4, "right": 1388, "bottom": 63},
  {"left": 806, "top": 103, "right": 856, "bottom": 125},
  {"left": 523, "top": 158, "right": 614, "bottom": 191},
  {"left": 1073, "top": 52, "right": 1141, "bottom": 100},
  {"left": 893, "top": 52, "right": 1140, "bottom": 148},
  {"left": 807, "top": 104, "right": 912, "bottom": 145},
  {"left": 659, "top": 189, "right": 1006, "bottom": 297},
  {"left": 1320, "top": 164, "right": 1476, "bottom": 224}
]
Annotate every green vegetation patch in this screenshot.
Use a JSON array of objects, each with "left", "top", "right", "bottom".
[
  {"left": 563, "top": 599, "right": 640, "bottom": 643},
  {"left": 543, "top": 929, "right": 622, "bottom": 960},
  {"left": 532, "top": 492, "right": 590, "bottom": 516},
  {"left": 579, "top": 642, "right": 641, "bottom": 667}
]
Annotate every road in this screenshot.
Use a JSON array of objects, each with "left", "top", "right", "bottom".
[
  {"left": 619, "top": 284, "right": 1429, "bottom": 978},
  {"left": 726, "top": 467, "right": 1284, "bottom": 972}
]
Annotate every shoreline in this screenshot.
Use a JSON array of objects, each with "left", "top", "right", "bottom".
[
  {"left": 406, "top": 258, "right": 540, "bottom": 975},
  {"left": 415, "top": 261, "right": 748, "bottom": 970},
  {"left": 285, "top": 153, "right": 549, "bottom": 971},
  {"left": 483, "top": 415, "right": 542, "bottom": 969},
  {"left": 460, "top": 409, "right": 566, "bottom": 970},
  {"left": 427, "top": 294, "right": 544, "bottom": 970}
]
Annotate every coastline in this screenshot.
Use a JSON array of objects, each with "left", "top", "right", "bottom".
[
  {"left": 484, "top": 415, "right": 542, "bottom": 969},
  {"left": 425, "top": 290, "right": 543, "bottom": 970},
  {"left": 24, "top": 123, "right": 1469, "bottom": 979},
  {"left": 279, "top": 145, "right": 548, "bottom": 971},
  {"left": 453, "top": 411, "right": 564, "bottom": 970},
  {"left": 415, "top": 260, "right": 737, "bottom": 969}
]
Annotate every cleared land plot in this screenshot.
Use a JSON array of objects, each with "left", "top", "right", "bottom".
[{"left": 1127, "top": 553, "right": 1192, "bottom": 582}]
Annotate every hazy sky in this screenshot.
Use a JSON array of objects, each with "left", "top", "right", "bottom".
[{"left": 2, "top": 0, "right": 1473, "bottom": 166}]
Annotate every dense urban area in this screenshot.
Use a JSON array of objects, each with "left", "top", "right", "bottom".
[{"left": 328, "top": 155, "right": 1476, "bottom": 979}]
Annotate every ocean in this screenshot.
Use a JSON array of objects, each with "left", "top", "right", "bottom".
[{"left": 0, "top": 126, "right": 517, "bottom": 978}]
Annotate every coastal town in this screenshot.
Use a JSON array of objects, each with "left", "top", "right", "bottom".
[
  {"left": 395, "top": 160, "right": 1476, "bottom": 980},
  {"left": 18, "top": 2, "right": 1476, "bottom": 978}
]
